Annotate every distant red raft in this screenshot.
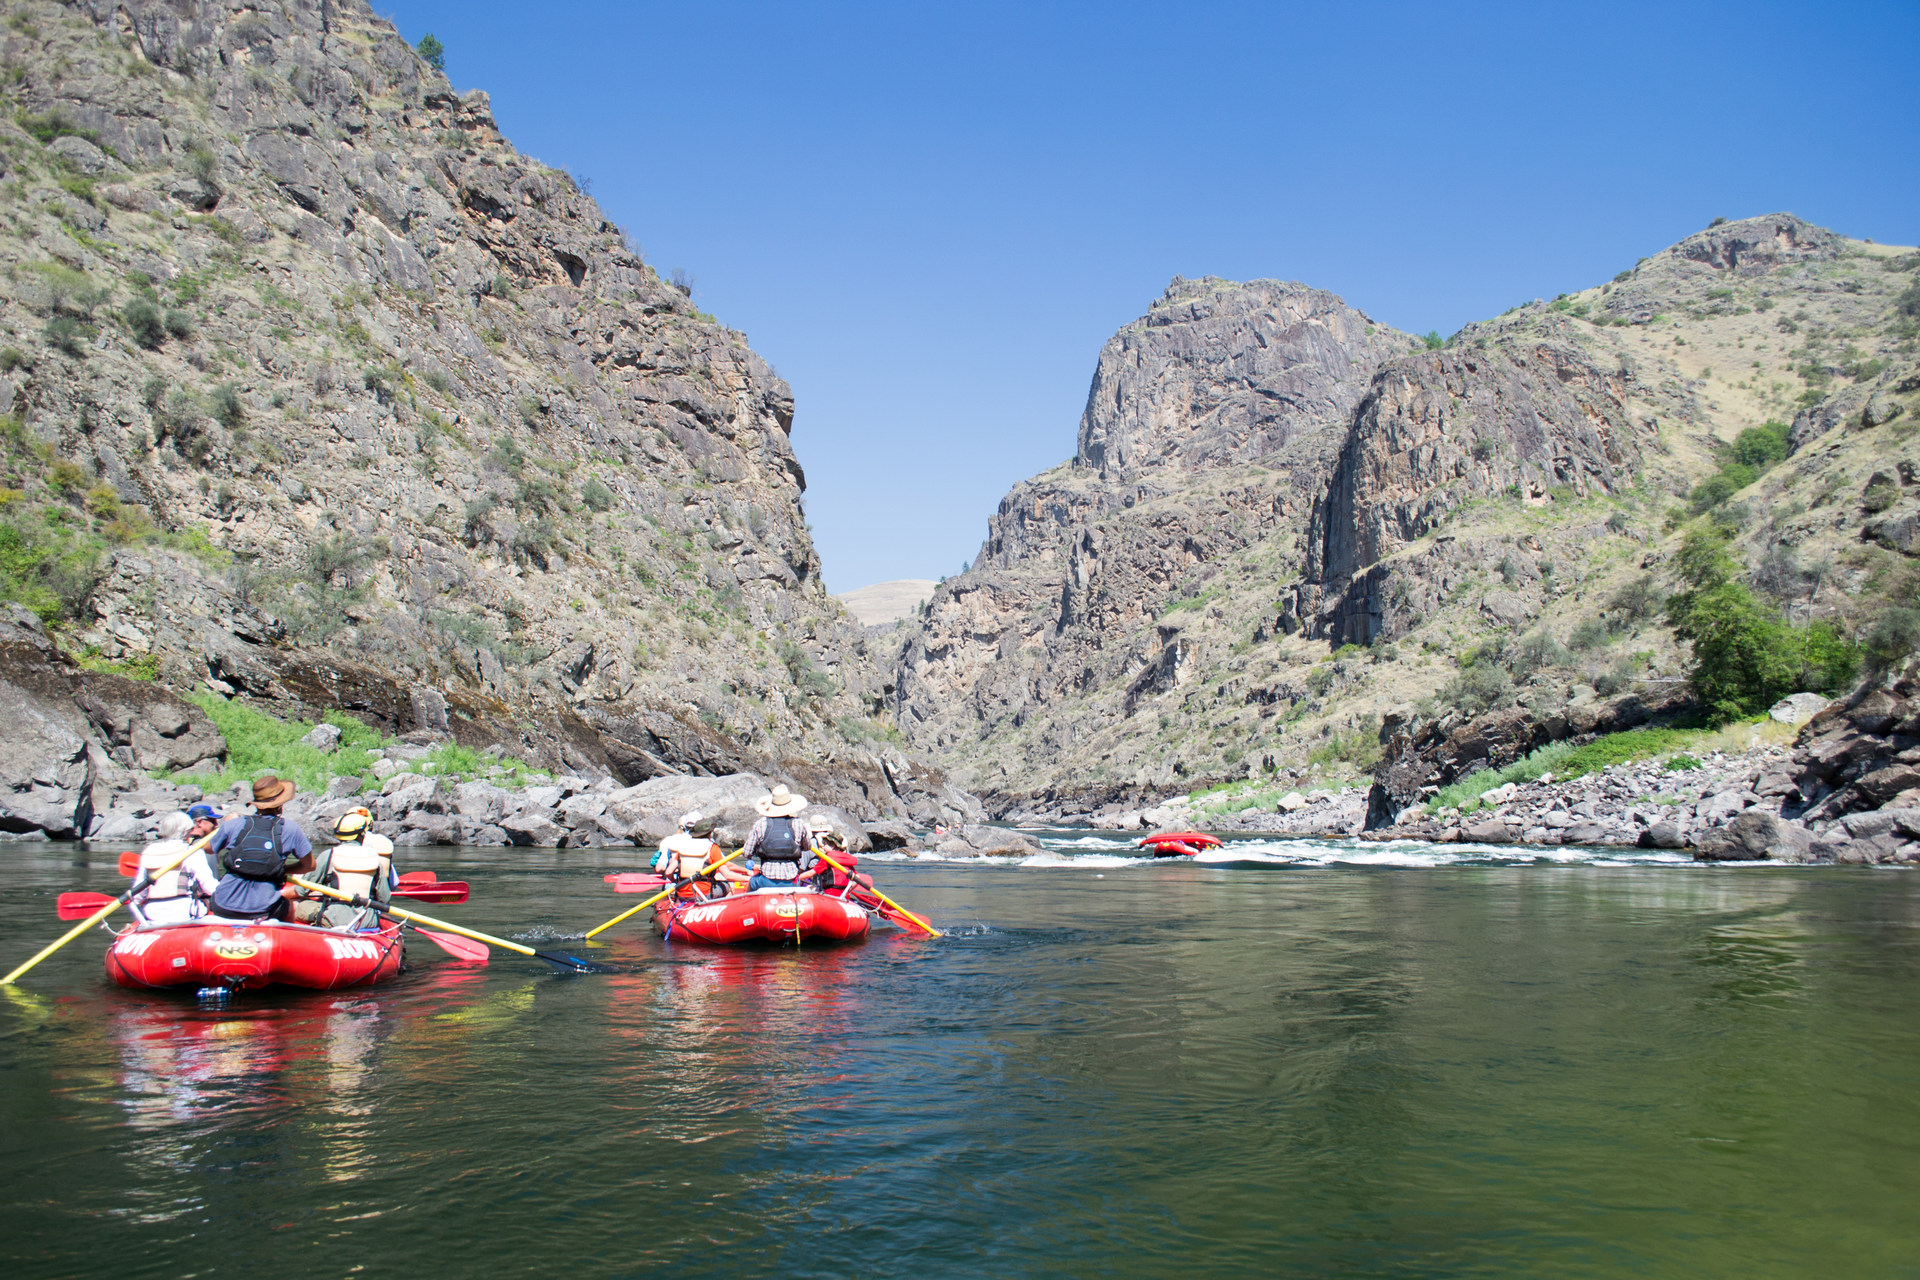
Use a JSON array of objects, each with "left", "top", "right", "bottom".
[
  {"left": 1139, "top": 830, "right": 1224, "bottom": 858},
  {"left": 655, "top": 888, "right": 871, "bottom": 946},
  {"left": 105, "top": 920, "right": 406, "bottom": 991}
]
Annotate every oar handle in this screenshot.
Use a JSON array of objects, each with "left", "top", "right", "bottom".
[
  {"left": 812, "top": 851, "right": 941, "bottom": 936},
  {"left": 290, "top": 876, "right": 539, "bottom": 958},
  {"left": 584, "top": 848, "right": 745, "bottom": 939},
  {"left": 3, "top": 834, "right": 214, "bottom": 985}
]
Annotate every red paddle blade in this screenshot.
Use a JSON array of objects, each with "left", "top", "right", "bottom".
[
  {"left": 607, "top": 873, "right": 668, "bottom": 893},
  {"left": 118, "top": 851, "right": 141, "bottom": 876},
  {"left": 415, "top": 927, "right": 489, "bottom": 963},
  {"left": 391, "top": 883, "right": 469, "bottom": 903},
  {"left": 397, "top": 870, "right": 438, "bottom": 886},
  {"left": 57, "top": 892, "right": 116, "bottom": 920}
]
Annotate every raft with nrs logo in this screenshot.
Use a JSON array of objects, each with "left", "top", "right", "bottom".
[{"left": 104, "top": 920, "right": 406, "bottom": 992}]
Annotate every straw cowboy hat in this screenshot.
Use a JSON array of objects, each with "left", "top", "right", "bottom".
[
  {"left": 754, "top": 784, "right": 807, "bottom": 817},
  {"left": 252, "top": 775, "right": 296, "bottom": 809}
]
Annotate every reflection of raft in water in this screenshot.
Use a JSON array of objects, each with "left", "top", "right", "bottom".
[
  {"left": 105, "top": 920, "right": 405, "bottom": 991},
  {"left": 655, "top": 888, "right": 871, "bottom": 946}
]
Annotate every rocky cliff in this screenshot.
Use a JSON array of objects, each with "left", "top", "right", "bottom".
[
  {"left": 0, "top": 0, "right": 975, "bottom": 840},
  {"left": 893, "top": 278, "right": 1415, "bottom": 807},
  {"left": 898, "top": 216, "right": 1920, "bottom": 817}
]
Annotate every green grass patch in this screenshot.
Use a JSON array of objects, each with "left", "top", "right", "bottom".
[
  {"left": 1431, "top": 728, "right": 1699, "bottom": 813},
  {"left": 168, "top": 694, "right": 548, "bottom": 796}
]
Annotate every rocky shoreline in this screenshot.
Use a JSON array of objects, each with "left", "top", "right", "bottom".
[{"left": 995, "top": 670, "right": 1920, "bottom": 867}]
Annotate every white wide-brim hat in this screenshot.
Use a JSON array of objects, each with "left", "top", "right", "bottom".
[{"left": 754, "top": 785, "right": 807, "bottom": 817}]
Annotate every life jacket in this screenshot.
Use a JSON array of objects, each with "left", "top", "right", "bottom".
[
  {"left": 328, "top": 834, "right": 394, "bottom": 902},
  {"left": 819, "top": 851, "right": 857, "bottom": 892},
  {"left": 222, "top": 815, "right": 290, "bottom": 882},
  {"left": 139, "top": 842, "right": 199, "bottom": 902},
  {"left": 758, "top": 816, "right": 798, "bottom": 860}
]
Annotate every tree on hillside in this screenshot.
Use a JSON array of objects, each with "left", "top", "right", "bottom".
[
  {"left": 416, "top": 33, "right": 445, "bottom": 73},
  {"left": 1666, "top": 524, "right": 1860, "bottom": 723}
]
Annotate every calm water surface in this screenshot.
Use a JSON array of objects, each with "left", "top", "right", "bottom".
[{"left": 2, "top": 836, "right": 1917, "bottom": 1278}]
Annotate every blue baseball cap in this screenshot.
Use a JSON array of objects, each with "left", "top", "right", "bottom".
[{"left": 187, "top": 804, "right": 219, "bottom": 821}]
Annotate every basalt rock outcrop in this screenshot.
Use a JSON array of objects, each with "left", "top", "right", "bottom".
[
  {"left": 894, "top": 278, "right": 1416, "bottom": 801},
  {"left": 1791, "top": 665, "right": 1920, "bottom": 820},
  {"left": 0, "top": 0, "right": 968, "bottom": 834}
]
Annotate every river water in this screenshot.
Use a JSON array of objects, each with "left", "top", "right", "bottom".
[{"left": 3, "top": 834, "right": 1918, "bottom": 1278}]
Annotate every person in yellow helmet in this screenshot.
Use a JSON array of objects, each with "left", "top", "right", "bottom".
[{"left": 295, "top": 808, "right": 397, "bottom": 928}]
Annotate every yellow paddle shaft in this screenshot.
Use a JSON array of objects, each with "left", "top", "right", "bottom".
[
  {"left": 813, "top": 850, "right": 941, "bottom": 937},
  {"left": 584, "top": 848, "right": 745, "bottom": 939},
  {"left": 4, "top": 835, "right": 212, "bottom": 985},
  {"left": 291, "top": 876, "right": 540, "bottom": 958}
]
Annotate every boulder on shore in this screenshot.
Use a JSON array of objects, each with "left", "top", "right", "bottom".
[{"left": 1693, "top": 811, "right": 1813, "bottom": 862}]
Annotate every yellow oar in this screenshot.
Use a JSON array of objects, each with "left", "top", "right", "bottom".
[
  {"left": 289, "top": 877, "right": 603, "bottom": 972},
  {"left": 813, "top": 850, "right": 941, "bottom": 937},
  {"left": 584, "top": 848, "right": 745, "bottom": 939},
  {"left": 4, "top": 834, "right": 212, "bottom": 985}
]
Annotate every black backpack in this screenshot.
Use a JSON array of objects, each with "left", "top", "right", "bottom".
[{"left": 223, "top": 815, "right": 289, "bottom": 882}]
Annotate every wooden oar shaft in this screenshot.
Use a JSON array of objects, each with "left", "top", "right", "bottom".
[
  {"left": 813, "top": 850, "right": 940, "bottom": 936},
  {"left": 584, "top": 848, "right": 744, "bottom": 939},
  {"left": 291, "top": 877, "right": 538, "bottom": 957},
  {"left": 3, "top": 834, "right": 213, "bottom": 985}
]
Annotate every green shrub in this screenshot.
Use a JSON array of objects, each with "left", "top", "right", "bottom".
[
  {"left": 304, "top": 532, "right": 380, "bottom": 588},
  {"left": 1608, "top": 574, "right": 1662, "bottom": 622},
  {"left": 43, "top": 314, "right": 92, "bottom": 357},
  {"left": 1730, "top": 420, "right": 1790, "bottom": 468},
  {"left": 0, "top": 508, "right": 102, "bottom": 620},
  {"left": 581, "top": 477, "right": 614, "bottom": 512},
  {"left": 1664, "top": 525, "right": 1855, "bottom": 720},
  {"left": 123, "top": 298, "right": 164, "bottom": 349},
  {"left": 17, "top": 111, "right": 99, "bottom": 146},
  {"left": 1511, "top": 630, "right": 1572, "bottom": 678},
  {"left": 163, "top": 308, "right": 193, "bottom": 340},
  {"left": 1593, "top": 658, "right": 1638, "bottom": 696},
  {"left": 1422, "top": 330, "right": 1444, "bottom": 350},
  {"left": 1865, "top": 607, "right": 1920, "bottom": 673},
  {"left": 1664, "top": 754, "right": 1703, "bottom": 773},
  {"left": 1441, "top": 663, "right": 1512, "bottom": 714},
  {"left": 209, "top": 382, "right": 244, "bottom": 429},
  {"left": 1568, "top": 616, "right": 1613, "bottom": 651},
  {"left": 1689, "top": 462, "right": 1757, "bottom": 513}
]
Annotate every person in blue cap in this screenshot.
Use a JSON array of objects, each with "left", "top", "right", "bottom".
[{"left": 185, "top": 803, "right": 220, "bottom": 844}]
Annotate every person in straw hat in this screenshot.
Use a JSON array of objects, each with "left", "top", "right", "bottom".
[
  {"left": 206, "top": 775, "right": 316, "bottom": 921},
  {"left": 743, "top": 784, "right": 817, "bottom": 890}
]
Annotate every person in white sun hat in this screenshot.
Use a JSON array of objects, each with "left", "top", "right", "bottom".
[
  {"left": 658, "top": 811, "right": 734, "bottom": 901},
  {"left": 743, "top": 784, "right": 816, "bottom": 890}
]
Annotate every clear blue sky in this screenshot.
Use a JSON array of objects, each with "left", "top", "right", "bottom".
[{"left": 385, "top": 0, "right": 1918, "bottom": 593}]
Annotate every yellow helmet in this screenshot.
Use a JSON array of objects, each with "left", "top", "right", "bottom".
[{"left": 332, "top": 807, "right": 373, "bottom": 840}]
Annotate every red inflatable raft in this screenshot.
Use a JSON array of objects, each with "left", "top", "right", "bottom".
[
  {"left": 105, "top": 920, "right": 406, "bottom": 992},
  {"left": 1139, "top": 830, "right": 1224, "bottom": 857},
  {"left": 655, "top": 888, "right": 870, "bottom": 946}
]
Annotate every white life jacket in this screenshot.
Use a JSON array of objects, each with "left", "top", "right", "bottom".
[
  {"left": 330, "top": 833, "right": 395, "bottom": 900},
  {"left": 135, "top": 840, "right": 215, "bottom": 923}
]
